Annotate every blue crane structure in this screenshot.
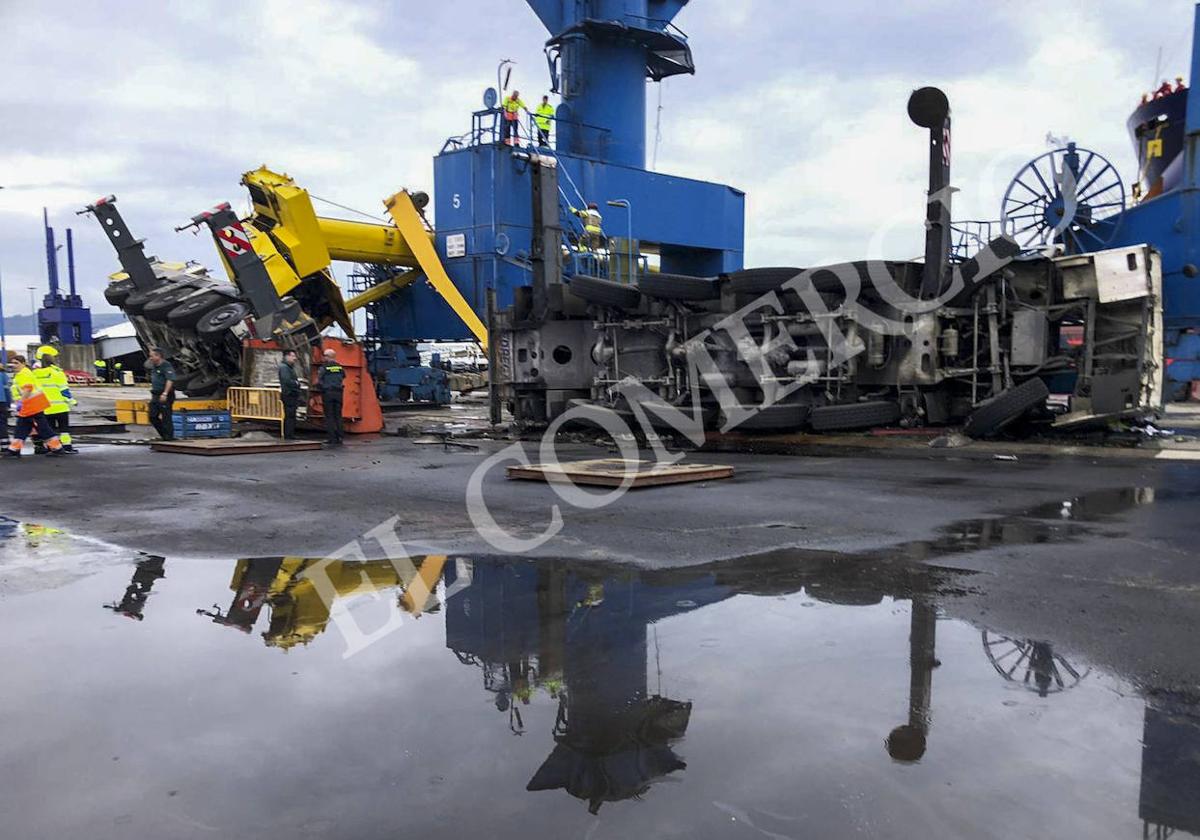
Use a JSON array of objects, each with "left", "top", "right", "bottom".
[
  {"left": 37, "top": 208, "right": 93, "bottom": 346},
  {"left": 366, "top": 0, "right": 744, "bottom": 348},
  {"left": 1105, "top": 4, "right": 1200, "bottom": 397}
]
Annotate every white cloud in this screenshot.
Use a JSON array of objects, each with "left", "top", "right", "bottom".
[{"left": 0, "top": 0, "right": 1194, "bottom": 314}]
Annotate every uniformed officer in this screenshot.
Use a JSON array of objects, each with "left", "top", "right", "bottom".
[
  {"left": 316, "top": 348, "right": 345, "bottom": 446},
  {"left": 145, "top": 347, "right": 177, "bottom": 441},
  {"left": 278, "top": 349, "right": 302, "bottom": 440},
  {"left": 35, "top": 345, "right": 76, "bottom": 453}
]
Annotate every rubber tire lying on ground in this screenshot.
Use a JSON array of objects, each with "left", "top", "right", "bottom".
[
  {"left": 104, "top": 279, "right": 137, "bottom": 307},
  {"left": 569, "top": 274, "right": 642, "bottom": 310},
  {"left": 809, "top": 400, "right": 902, "bottom": 432},
  {"left": 637, "top": 273, "right": 720, "bottom": 301},
  {"left": 963, "top": 378, "right": 1050, "bottom": 438},
  {"left": 167, "top": 293, "right": 228, "bottom": 328},
  {"left": 141, "top": 285, "right": 201, "bottom": 321},
  {"left": 196, "top": 301, "right": 253, "bottom": 342},
  {"left": 724, "top": 402, "right": 811, "bottom": 432}
]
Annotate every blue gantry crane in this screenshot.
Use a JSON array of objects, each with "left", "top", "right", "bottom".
[
  {"left": 37, "top": 208, "right": 93, "bottom": 346},
  {"left": 366, "top": 0, "right": 744, "bottom": 350}
]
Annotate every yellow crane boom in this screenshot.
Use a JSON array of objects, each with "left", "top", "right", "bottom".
[{"left": 231, "top": 166, "right": 486, "bottom": 347}]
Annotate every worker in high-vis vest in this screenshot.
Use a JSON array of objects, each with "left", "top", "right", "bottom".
[
  {"left": 571, "top": 202, "right": 605, "bottom": 251},
  {"left": 7, "top": 354, "right": 63, "bottom": 458},
  {"left": 94, "top": 357, "right": 111, "bottom": 383},
  {"left": 534, "top": 95, "right": 554, "bottom": 146},
  {"left": 501, "top": 90, "right": 527, "bottom": 147},
  {"left": 35, "top": 345, "right": 76, "bottom": 453}
]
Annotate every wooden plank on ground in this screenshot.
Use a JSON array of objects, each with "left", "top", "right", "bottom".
[
  {"left": 150, "top": 439, "right": 322, "bottom": 456},
  {"left": 506, "top": 458, "right": 733, "bottom": 489}
]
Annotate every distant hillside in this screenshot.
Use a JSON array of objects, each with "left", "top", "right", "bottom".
[{"left": 3, "top": 312, "right": 126, "bottom": 335}]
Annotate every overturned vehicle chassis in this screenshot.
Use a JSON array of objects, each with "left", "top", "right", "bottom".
[
  {"left": 495, "top": 244, "right": 1162, "bottom": 438},
  {"left": 492, "top": 91, "right": 1162, "bottom": 439}
]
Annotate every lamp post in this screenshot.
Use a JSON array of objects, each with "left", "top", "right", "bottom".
[
  {"left": 606, "top": 199, "right": 633, "bottom": 285},
  {"left": 27, "top": 286, "right": 36, "bottom": 320}
]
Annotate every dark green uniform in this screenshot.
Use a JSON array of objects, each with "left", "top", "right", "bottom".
[
  {"left": 146, "top": 359, "right": 177, "bottom": 441},
  {"left": 278, "top": 360, "right": 302, "bottom": 440},
  {"left": 316, "top": 361, "right": 345, "bottom": 445}
]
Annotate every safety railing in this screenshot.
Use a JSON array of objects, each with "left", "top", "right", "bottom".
[{"left": 951, "top": 220, "right": 999, "bottom": 261}]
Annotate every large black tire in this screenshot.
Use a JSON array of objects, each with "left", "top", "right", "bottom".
[
  {"left": 727, "top": 265, "right": 865, "bottom": 299},
  {"left": 181, "top": 371, "right": 222, "bottom": 397},
  {"left": 809, "top": 400, "right": 901, "bottom": 431},
  {"left": 142, "top": 284, "right": 201, "bottom": 321},
  {"left": 166, "top": 293, "right": 227, "bottom": 328},
  {"left": 724, "top": 402, "right": 810, "bottom": 432},
  {"left": 121, "top": 281, "right": 169, "bottom": 315},
  {"left": 104, "top": 279, "right": 137, "bottom": 307},
  {"left": 196, "top": 301, "right": 252, "bottom": 342},
  {"left": 637, "top": 272, "right": 719, "bottom": 301},
  {"left": 569, "top": 275, "right": 642, "bottom": 310},
  {"left": 964, "top": 378, "right": 1050, "bottom": 438},
  {"left": 726, "top": 267, "right": 805, "bottom": 295}
]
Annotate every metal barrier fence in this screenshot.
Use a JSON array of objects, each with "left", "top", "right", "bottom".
[{"left": 227, "top": 387, "right": 285, "bottom": 437}]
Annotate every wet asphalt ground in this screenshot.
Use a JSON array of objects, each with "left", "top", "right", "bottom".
[{"left": 2, "top": 434, "right": 1199, "bottom": 838}]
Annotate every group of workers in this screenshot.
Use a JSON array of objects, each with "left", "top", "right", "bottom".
[
  {"left": 2, "top": 345, "right": 77, "bottom": 458},
  {"left": 143, "top": 346, "right": 346, "bottom": 446},
  {"left": 500, "top": 91, "right": 557, "bottom": 148},
  {"left": 2, "top": 342, "right": 349, "bottom": 455},
  {"left": 1142, "top": 77, "right": 1188, "bottom": 104},
  {"left": 92, "top": 358, "right": 124, "bottom": 383},
  {"left": 500, "top": 91, "right": 608, "bottom": 252}
]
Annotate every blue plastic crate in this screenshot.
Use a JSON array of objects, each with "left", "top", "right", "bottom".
[{"left": 172, "top": 411, "right": 232, "bottom": 439}]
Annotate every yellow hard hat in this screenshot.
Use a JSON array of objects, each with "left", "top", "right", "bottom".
[{"left": 36, "top": 345, "right": 58, "bottom": 358}]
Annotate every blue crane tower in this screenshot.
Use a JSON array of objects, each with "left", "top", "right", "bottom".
[
  {"left": 37, "top": 208, "right": 93, "bottom": 345},
  {"left": 367, "top": 0, "right": 744, "bottom": 347}
]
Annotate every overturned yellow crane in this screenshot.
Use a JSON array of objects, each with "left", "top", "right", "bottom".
[{"left": 236, "top": 166, "right": 488, "bottom": 348}]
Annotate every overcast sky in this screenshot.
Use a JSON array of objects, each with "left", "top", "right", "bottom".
[{"left": 1, "top": 0, "right": 1194, "bottom": 316}]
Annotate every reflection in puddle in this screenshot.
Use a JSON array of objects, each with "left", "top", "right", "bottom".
[
  {"left": 103, "top": 556, "right": 166, "bottom": 621},
  {"left": 0, "top": 483, "right": 1196, "bottom": 837}
]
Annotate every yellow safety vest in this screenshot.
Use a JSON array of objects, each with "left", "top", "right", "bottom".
[
  {"left": 12, "top": 368, "right": 40, "bottom": 402},
  {"left": 34, "top": 366, "right": 70, "bottom": 415},
  {"left": 574, "top": 207, "right": 603, "bottom": 234},
  {"left": 535, "top": 103, "right": 554, "bottom": 131},
  {"left": 502, "top": 97, "right": 526, "bottom": 118}
]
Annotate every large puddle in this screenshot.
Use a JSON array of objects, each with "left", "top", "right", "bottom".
[{"left": 0, "top": 495, "right": 1197, "bottom": 839}]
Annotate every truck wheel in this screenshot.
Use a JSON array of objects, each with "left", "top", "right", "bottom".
[
  {"left": 809, "top": 400, "right": 901, "bottom": 431},
  {"left": 569, "top": 275, "right": 642, "bottom": 310},
  {"left": 104, "top": 279, "right": 136, "bottom": 307},
  {"left": 964, "top": 378, "right": 1049, "bottom": 438},
  {"left": 726, "top": 267, "right": 804, "bottom": 295},
  {"left": 723, "top": 402, "right": 810, "bottom": 432},
  {"left": 196, "top": 301, "right": 252, "bottom": 342},
  {"left": 122, "top": 281, "right": 169, "bottom": 315},
  {"left": 142, "top": 285, "right": 200, "bottom": 321},
  {"left": 181, "top": 371, "right": 222, "bottom": 397},
  {"left": 638, "top": 273, "right": 720, "bottom": 301},
  {"left": 166, "top": 293, "right": 227, "bottom": 328}
]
